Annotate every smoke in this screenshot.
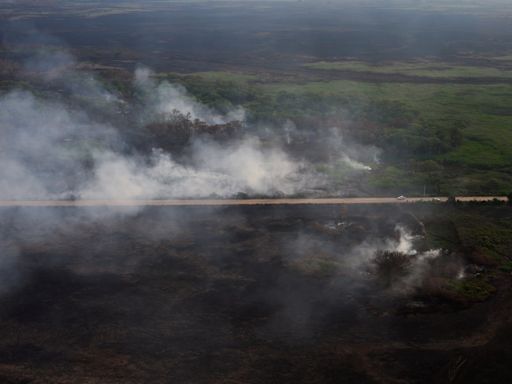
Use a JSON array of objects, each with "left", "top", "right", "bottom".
[
  {"left": 0, "top": 34, "right": 384, "bottom": 295},
  {"left": 0, "top": 87, "right": 315, "bottom": 199},
  {"left": 0, "top": 36, "right": 355, "bottom": 200},
  {"left": 283, "top": 119, "right": 297, "bottom": 145},
  {"left": 20, "top": 37, "right": 122, "bottom": 107},
  {"left": 0, "top": 87, "right": 124, "bottom": 199},
  {"left": 23, "top": 49, "right": 75, "bottom": 80},
  {"left": 338, "top": 225, "right": 446, "bottom": 294},
  {"left": 257, "top": 218, "right": 445, "bottom": 338},
  {"left": 0, "top": 47, "right": 385, "bottom": 200},
  {"left": 0, "top": 68, "right": 315, "bottom": 199},
  {"left": 341, "top": 155, "right": 373, "bottom": 171},
  {"left": 81, "top": 138, "right": 314, "bottom": 199},
  {"left": 0, "top": 22, "right": 389, "bottom": 201},
  {"left": 134, "top": 67, "right": 245, "bottom": 125},
  {"left": 325, "top": 127, "right": 380, "bottom": 170},
  {"left": 391, "top": 225, "right": 419, "bottom": 255},
  {"left": 380, "top": 226, "right": 444, "bottom": 293},
  {"left": 286, "top": 222, "right": 451, "bottom": 296},
  {"left": 189, "top": 137, "right": 313, "bottom": 196}
]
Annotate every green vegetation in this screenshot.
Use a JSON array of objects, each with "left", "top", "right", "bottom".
[
  {"left": 289, "top": 255, "right": 344, "bottom": 277},
  {"left": 423, "top": 206, "right": 512, "bottom": 265},
  {"left": 7, "top": 61, "right": 512, "bottom": 195},
  {"left": 424, "top": 219, "right": 460, "bottom": 250},
  {"left": 168, "top": 69, "right": 512, "bottom": 195},
  {"left": 500, "top": 260, "right": 512, "bottom": 273},
  {"left": 420, "top": 205, "right": 512, "bottom": 302},
  {"left": 6, "top": 50, "right": 512, "bottom": 196},
  {"left": 305, "top": 60, "right": 512, "bottom": 79},
  {"left": 455, "top": 213, "right": 512, "bottom": 262},
  {"left": 448, "top": 276, "right": 496, "bottom": 302}
]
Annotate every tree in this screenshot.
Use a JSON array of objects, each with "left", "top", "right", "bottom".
[
  {"left": 372, "top": 251, "right": 411, "bottom": 287},
  {"left": 447, "top": 195, "right": 457, "bottom": 205},
  {"left": 449, "top": 126, "right": 463, "bottom": 148}
]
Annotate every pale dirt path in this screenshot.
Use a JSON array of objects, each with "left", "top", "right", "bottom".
[{"left": 0, "top": 196, "right": 506, "bottom": 207}]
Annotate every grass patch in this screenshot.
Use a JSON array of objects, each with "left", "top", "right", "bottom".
[
  {"left": 454, "top": 215, "right": 512, "bottom": 261},
  {"left": 499, "top": 261, "right": 512, "bottom": 273},
  {"left": 172, "top": 72, "right": 512, "bottom": 194},
  {"left": 289, "top": 255, "right": 343, "bottom": 278},
  {"left": 448, "top": 276, "right": 496, "bottom": 302},
  {"left": 304, "top": 60, "right": 512, "bottom": 79},
  {"left": 424, "top": 219, "right": 461, "bottom": 250}
]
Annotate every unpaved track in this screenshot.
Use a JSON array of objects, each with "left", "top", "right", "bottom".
[{"left": 0, "top": 196, "right": 506, "bottom": 207}]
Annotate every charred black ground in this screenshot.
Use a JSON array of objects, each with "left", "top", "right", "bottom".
[
  {"left": 0, "top": 203, "right": 511, "bottom": 383},
  {"left": 1, "top": 2, "right": 512, "bottom": 382}
]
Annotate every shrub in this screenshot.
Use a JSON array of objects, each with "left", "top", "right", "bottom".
[{"left": 372, "top": 250, "right": 411, "bottom": 287}]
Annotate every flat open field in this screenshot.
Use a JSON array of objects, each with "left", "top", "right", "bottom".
[
  {"left": 2, "top": 2, "right": 512, "bottom": 383},
  {"left": 0, "top": 203, "right": 512, "bottom": 383},
  {"left": 3, "top": 1, "right": 512, "bottom": 196}
]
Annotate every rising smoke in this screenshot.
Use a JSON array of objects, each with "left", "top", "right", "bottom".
[
  {"left": 134, "top": 67, "right": 246, "bottom": 125},
  {"left": 0, "top": 44, "right": 377, "bottom": 200},
  {"left": 0, "top": 35, "right": 387, "bottom": 298}
]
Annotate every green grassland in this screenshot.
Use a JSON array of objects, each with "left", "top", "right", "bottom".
[
  {"left": 422, "top": 204, "right": 512, "bottom": 302},
  {"left": 162, "top": 67, "right": 512, "bottom": 196},
  {"left": 5, "top": 54, "right": 512, "bottom": 196},
  {"left": 304, "top": 60, "right": 512, "bottom": 79}
]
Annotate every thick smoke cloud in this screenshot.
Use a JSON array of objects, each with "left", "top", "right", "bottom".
[
  {"left": 0, "top": 87, "right": 315, "bottom": 199},
  {"left": 0, "top": 45, "right": 377, "bottom": 200},
  {"left": 0, "top": 39, "right": 379, "bottom": 296},
  {"left": 0, "top": 40, "right": 384, "bottom": 296},
  {"left": 82, "top": 139, "right": 313, "bottom": 199},
  {"left": 0, "top": 90, "right": 118, "bottom": 199}
]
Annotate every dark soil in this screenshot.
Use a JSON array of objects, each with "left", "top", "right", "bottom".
[{"left": 0, "top": 204, "right": 511, "bottom": 383}]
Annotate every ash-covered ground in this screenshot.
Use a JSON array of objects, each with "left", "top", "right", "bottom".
[{"left": 1, "top": 204, "right": 511, "bottom": 384}]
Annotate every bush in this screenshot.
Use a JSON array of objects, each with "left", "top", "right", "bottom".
[
  {"left": 372, "top": 250, "right": 411, "bottom": 287},
  {"left": 447, "top": 195, "right": 457, "bottom": 205},
  {"left": 448, "top": 277, "right": 496, "bottom": 302}
]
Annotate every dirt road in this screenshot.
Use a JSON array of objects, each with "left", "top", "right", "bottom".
[{"left": 0, "top": 196, "right": 506, "bottom": 207}]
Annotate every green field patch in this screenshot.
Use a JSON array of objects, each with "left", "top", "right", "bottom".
[
  {"left": 448, "top": 276, "right": 496, "bottom": 302},
  {"left": 305, "top": 60, "right": 512, "bottom": 79},
  {"left": 443, "top": 139, "right": 507, "bottom": 168},
  {"left": 126, "top": 70, "right": 512, "bottom": 195},
  {"left": 453, "top": 214, "right": 512, "bottom": 261},
  {"left": 424, "top": 219, "right": 461, "bottom": 250}
]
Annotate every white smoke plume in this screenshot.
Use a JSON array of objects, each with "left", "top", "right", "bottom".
[
  {"left": 350, "top": 225, "right": 444, "bottom": 293},
  {"left": 134, "top": 67, "right": 245, "bottom": 125},
  {"left": 341, "top": 155, "right": 373, "bottom": 171},
  {"left": 286, "top": 223, "right": 446, "bottom": 296},
  {"left": 324, "top": 127, "right": 380, "bottom": 171},
  {"left": 0, "top": 75, "right": 313, "bottom": 200},
  {"left": 82, "top": 139, "right": 313, "bottom": 199},
  {"left": 0, "top": 38, "right": 383, "bottom": 201}
]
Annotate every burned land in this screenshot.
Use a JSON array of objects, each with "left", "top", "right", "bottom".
[
  {"left": 0, "top": 203, "right": 512, "bottom": 383},
  {"left": 1, "top": 1, "right": 512, "bottom": 383}
]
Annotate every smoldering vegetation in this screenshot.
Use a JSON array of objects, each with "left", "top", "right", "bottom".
[
  {"left": 2, "top": 25, "right": 512, "bottom": 384},
  {"left": 0, "top": 204, "right": 508, "bottom": 384},
  {"left": 0, "top": 38, "right": 379, "bottom": 200}
]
